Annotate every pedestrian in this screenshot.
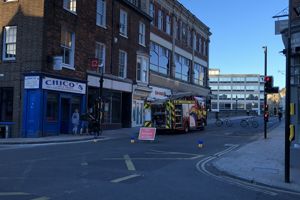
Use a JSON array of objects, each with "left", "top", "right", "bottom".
[
  {"left": 278, "top": 110, "right": 282, "bottom": 122},
  {"left": 72, "top": 108, "right": 80, "bottom": 135}
]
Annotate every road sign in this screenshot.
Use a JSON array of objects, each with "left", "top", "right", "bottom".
[{"left": 138, "top": 128, "right": 156, "bottom": 141}]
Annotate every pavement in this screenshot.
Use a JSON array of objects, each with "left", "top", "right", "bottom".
[
  {"left": 213, "top": 122, "right": 300, "bottom": 193},
  {"left": 0, "top": 127, "right": 140, "bottom": 144}
]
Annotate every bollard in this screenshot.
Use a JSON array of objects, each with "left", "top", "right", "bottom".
[
  {"left": 130, "top": 136, "right": 135, "bottom": 143},
  {"left": 198, "top": 140, "right": 204, "bottom": 148}
]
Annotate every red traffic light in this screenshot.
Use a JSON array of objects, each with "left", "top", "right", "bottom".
[{"left": 264, "top": 76, "right": 273, "bottom": 83}]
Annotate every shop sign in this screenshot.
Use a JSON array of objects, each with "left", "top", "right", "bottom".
[
  {"left": 42, "top": 77, "right": 86, "bottom": 94},
  {"left": 138, "top": 128, "right": 156, "bottom": 141},
  {"left": 149, "top": 86, "right": 171, "bottom": 100},
  {"left": 24, "top": 76, "right": 40, "bottom": 89}
]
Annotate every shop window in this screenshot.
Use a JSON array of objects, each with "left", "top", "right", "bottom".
[
  {"left": 112, "top": 93, "right": 121, "bottom": 123},
  {"left": 46, "top": 93, "right": 58, "bottom": 121},
  {"left": 0, "top": 87, "right": 13, "bottom": 121}
]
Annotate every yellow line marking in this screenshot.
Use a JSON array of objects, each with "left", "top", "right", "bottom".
[
  {"left": 0, "top": 192, "right": 29, "bottom": 196},
  {"left": 110, "top": 174, "right": 140, "bottom": 183},
  {"left": 104, "top": 155, "right": 204, "bottom": 161},
  {"left": 124, "top": 154, "right": 136, "bottom": 171},
  {"left": 31, "top": 197, "right": 50, "bottom": 200}
]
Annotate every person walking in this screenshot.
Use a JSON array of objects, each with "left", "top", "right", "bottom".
[{"left": 72, "top": 108, "right": 80, "bottom": 135}]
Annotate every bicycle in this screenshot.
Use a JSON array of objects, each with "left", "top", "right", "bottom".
[
  {"left": 215, "top": 118, "right": 233, "bottom": 127},
  {"left": 240, "top": 117, "right": 259, "bottom": 128}
]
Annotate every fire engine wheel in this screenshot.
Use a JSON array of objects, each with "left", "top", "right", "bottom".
[{"left": 183, "top": 123, "right": 189, "bottom": 133}]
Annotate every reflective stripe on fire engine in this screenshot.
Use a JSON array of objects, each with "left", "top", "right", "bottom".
[{"left": 144, "top": 121, "right": 152, "bottom": 127}]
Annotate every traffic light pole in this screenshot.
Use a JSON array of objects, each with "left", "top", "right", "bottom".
[
  {"left": 263, "top": 46, "right": 267, "bottom": 139},
  {"left": 284, "top": 0, "right": 292, "bottom": 183}
]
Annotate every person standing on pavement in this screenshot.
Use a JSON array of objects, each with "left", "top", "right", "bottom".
[{"left": 72, "top": 108, "right": 80, "bottom": 135}]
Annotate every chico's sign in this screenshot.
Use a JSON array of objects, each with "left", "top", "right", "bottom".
[{"left": 42, "top": 77, "right": 86, "bottom": 94}]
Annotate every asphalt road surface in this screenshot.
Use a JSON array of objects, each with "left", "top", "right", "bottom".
[{"left": 0, "top": 117, "right": 297, "bottom": 200}]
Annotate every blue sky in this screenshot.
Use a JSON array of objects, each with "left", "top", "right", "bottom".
[{"left": 179, "top": 0, "right": 287, "bottom": 89}]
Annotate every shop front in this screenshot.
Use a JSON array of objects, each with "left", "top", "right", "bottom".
[
  {"left": 132, "top": 84, "right": 152, "bottom": 127},
  {"left": 22, "top": 75, "right": 86, "bottom": 137},
  {"left": 87, "top": 74, "right": 132, "bottom": 129}
]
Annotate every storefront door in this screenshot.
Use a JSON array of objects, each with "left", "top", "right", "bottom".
[
  {"left": 60, "top": 97, "right": 71, "bottom": 134},
  {"left": 132, "top": 100, "right": 144, "bottom": 127}
]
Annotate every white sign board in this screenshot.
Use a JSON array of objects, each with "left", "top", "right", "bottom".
[
  {"left": 42, "top": 77, "right": 86, "bottom": 94},
  {"left": 24, "top": 76, "right": 40, "bottom": 89},
  {"left": 149, "top": 86, "right": 172, "bottom": 100}
]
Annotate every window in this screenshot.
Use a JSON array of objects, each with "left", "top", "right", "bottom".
[
  {"left": 61, "top": 27, "right": 75, "bottom": 68},
  {"left": 232, "top": 85, "right": 245, "bottom": 91},
  {"left": 219, "top": 77, "right": 231, "bottom": 82},
  {"left": 2, "top": 26, "right": 17, "bottom": 60},
  {"left": 193, "top": 33, "right": 197, "bottom": 50},
  {"left": 175, "top": 54, "right": 190, "bottom": 82},
  {"left": 137, "top": 56, "right": 148, "bottom": 83},
  {"left": 150, "top": 42, "right": 170, "bottom": 75},
  {"left": 3, "top": 0, "right": 18, "bottom": 2},
  {"left": 166, "top": 15, "right": 171, "bottom": 35},
  {"left": 119, "top": 9, "right": 128, "bottom": 37},
  {"left": 158, "top": 9, "right": 163, "bottom": 30},
  {"left": 209, "top": 77, "right": 218, "bottom": 82},
  {"left": 0, "top": 87, "right": 13, "bottom": 121},
  {"left": 139, "top": 22, "right": 146, "bottom": 46},
  {"left": 246, "top": 77, "right": 259, "bottom": 82},
  {"left": 194, "top": 63, "right": 206, "bottom": 86},
  {"left": 149, "top": 2, "right": 155, "bottom": 25},
  {"left": 95, "top": 42, "right": 105, "bottom": 72},
  {"left": 119, "top": 50, "right": 127, "bottom": 78},
  {"left": 63, "top": 0, "right": 76, "bottom": 13},
  {"left": 96, "top": 0, "right": 106, "bottom": 27},
  {"left": 203, "top": 40, "right": 206, "bottom": 56},
  {"left": 232, "top": 77, "right": 244, "bottom": 82},
  {"left": 46, "top": 93, "right": 58, "bottom": 122},
  {"left": 199, "top": 36, "right": 202, "bottom": 54}
]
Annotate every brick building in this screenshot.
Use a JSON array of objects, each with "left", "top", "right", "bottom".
[
  {"left": 147, "top": 0, "right": 211, "bottom": 105},
  {"left": 0, "top": 0, "right": 210, "bottom": 137},
  {"left": 0, "top": 0, "right": 151, "bottom": 137}
]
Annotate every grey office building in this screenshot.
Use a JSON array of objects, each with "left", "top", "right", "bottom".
[{"left": 209, "top": 69, "right": 264, "bottom": 115}]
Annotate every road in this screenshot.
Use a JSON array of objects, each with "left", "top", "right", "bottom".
[{"left": 0, "top": 117, "right": 296, "bottom": 200}]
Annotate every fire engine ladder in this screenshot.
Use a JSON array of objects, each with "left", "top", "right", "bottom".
[{"left": 175, "top": 105, "right": 183, "bottom": 128}]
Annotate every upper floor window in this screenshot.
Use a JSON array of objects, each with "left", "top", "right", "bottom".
[
  {"left": 3, "top": 0, "right": 18, "bottom": 2},
  {"left": 194, "top": 63, "right": 206, "bottom": 86},
  {"left": 61, "top": 27, "right": 75, "bottom": 68},
  {"left": 193, "top": 33, "right": 197, "bottom": 50},
  {"left": 63, "top": 0, "right": 76, "bottom": 13},
  {"left": 150, "top": 42, "right": 170, "bottom": 75},
  {"left": 199, "top": 36, "right": 202, "bottom": 54},
  {"left": 119, "top": 9, "right": 128, "bottom": 37},
  {"left": 2, "top": 26, "right": 17, "bottom": 61},
  {"left": 119, "top": 50, "right": 127, "bottom": 78},
  {"left": 203, "top": 40, "right": 207, "bottom": 56},
  {"left": 166, "top": 15, "right": 171, "bottom": 35},
  {"left": 149, "top": 2, "right": 155, "bottom": 25},
  {"left": 139, "top": 22, "right": 146, "bottom": 46},
  {"left": 96, "top": 0, "right": 106, "bottom": 27},
  {"left": 175, "top": 54, "right": 190, "bottom": 82},
  {"left": 137, "top": 56, "right": 149, "bottom": 83},
  {"left": 95, "top": 42, "right": 105, "bottom": 72},
  {"left": 158, "top": 9, "right": 163, "bottom": 30}
]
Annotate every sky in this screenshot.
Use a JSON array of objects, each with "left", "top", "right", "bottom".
[{"left": 179, "top": 0, "right": 287, "bottom": 89}]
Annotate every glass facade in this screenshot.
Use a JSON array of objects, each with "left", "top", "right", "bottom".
[{"left": 150, "top": 42, "right": 170, "bottom": 75}]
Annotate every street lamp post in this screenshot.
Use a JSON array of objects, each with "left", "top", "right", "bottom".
[
  {"left": 235, "top": 95, "right": 238, "bottom": 114},
  {"left": 284, "top": 0, "right": 292, "bottom": 183},
  {"left": 263, "top": 46, "right": 267, "bottom": 139}
]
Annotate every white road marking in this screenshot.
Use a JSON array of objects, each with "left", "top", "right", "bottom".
[
  {"left": 124, "top": 154, "right": 136, "bottom": 171},
  {"left": 0, "top": 192, "right": 29, "bottom": 196},
  {"left": 103, "top": 155, "right": 204, "bottom": 161},
  {"left": 110, "top": 174, "right": 141, "bottom": 183},
  {"left": 148, "top": 149, "right": 199, "bottom": 156},
  {"left": 195, "top": 144, "right": 300, "bottom": 196},
  {"left": 31, "top": 197, "right": 50, "bottom": 200}
]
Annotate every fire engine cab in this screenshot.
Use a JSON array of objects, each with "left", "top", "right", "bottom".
[{"left": 143, "top": 93, "right": 207, "bottom": 133}]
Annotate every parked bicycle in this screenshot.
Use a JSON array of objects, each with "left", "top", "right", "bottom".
[
  {"left": 215, "top": 118, "right": 233, "bottom": 127},
  {"left": 240, "top": 117, "right": 259, "bottom": 128}
]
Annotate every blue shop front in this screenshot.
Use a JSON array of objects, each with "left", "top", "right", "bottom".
[{"left": 22, "top": 75, "right": 86, "bottom": 137}]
